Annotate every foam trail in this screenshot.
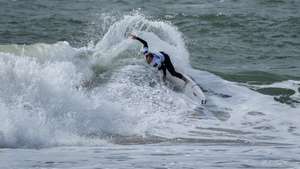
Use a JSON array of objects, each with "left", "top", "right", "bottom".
[{"left": 188, "top": 69, "right": 300, "bottom": 143}]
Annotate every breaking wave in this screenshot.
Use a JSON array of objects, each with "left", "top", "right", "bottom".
[{"left": 0, "top": 13, "right": 299, "bottom": 148}]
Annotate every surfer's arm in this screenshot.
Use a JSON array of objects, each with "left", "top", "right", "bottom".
[
  {"left": 130, "top": 34, "right": 148, "bottom": 48},
  {"left": 159, "top": 65, "right": 167, "bottom": 82}
]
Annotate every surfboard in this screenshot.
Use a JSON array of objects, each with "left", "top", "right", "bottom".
[
  {"left": 183, "top": 75, "right": 207, "bottom": 104},
  {"left": 163, "top": 72, "right": 207, "bottom": 105}
]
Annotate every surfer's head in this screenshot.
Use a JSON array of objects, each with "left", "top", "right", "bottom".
[{"left": 145, "top": 53, "right": 153, "bottom": 64}]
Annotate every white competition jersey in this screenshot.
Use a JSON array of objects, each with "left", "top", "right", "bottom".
[{"left": 143, "top": 47, "right": 165, "bottom": 68}]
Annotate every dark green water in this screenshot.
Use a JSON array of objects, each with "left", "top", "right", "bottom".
[{"left": 0, "top": 0, "right": 299, "bottom": 83}]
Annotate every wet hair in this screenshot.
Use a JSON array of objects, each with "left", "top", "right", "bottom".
[
  {"left": 145, "top": 53, "right": 153, "bottom": 58},
  {"left": 145, "top": 53, "right": 153, "bottom": 64}
]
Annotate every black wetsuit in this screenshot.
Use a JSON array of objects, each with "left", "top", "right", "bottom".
[
  {"left": 135, "top": 37, "right": 185, "bottom": 81},
  {"left": 158, "top": 51, "right": 184, "bottom": 80}
]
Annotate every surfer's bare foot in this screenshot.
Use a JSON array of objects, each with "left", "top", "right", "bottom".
[
  {"left": 182, "top": 76, "right": 189, "bottom": 86},
  {"left": 181, "top": 76, "right": 189, "bottom": 88}
]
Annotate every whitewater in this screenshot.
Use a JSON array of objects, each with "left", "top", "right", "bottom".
[{"left": 1, "top": 13, "right": 300, "bottom": 169}]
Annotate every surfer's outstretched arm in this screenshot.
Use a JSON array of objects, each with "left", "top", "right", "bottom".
[{"left": 129, "top": 34, "right": 148, "bottom": 48}]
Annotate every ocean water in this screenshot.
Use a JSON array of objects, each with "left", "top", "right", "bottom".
[{"left": 0, "top": 0, "right": 300, "bottom": 168}]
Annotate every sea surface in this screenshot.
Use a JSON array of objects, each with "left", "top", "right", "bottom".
[{"left": 0, "top": 0, "right": 300, "bottom": 168}]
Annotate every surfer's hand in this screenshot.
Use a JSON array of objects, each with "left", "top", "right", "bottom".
[
  {"left": 129, "top": 33, "right": 137, "bottom": 39},
  {"left": 162, "top": 75, "right": 166, "bottom": 82},
  {"left": 162, "top": 77, "right": 167, "bottom": 86}
]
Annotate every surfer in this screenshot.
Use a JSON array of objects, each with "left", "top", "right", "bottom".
[{"left": 130, "top": 34, "right": 188, "bottom": 84}]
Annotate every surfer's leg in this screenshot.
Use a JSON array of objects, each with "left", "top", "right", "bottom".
[
  {"left": 164, "top": 54, "right": 186, "bottom": 82},
  {"left": 160, "top": 64, "right": 167, "bottom": 82}
]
